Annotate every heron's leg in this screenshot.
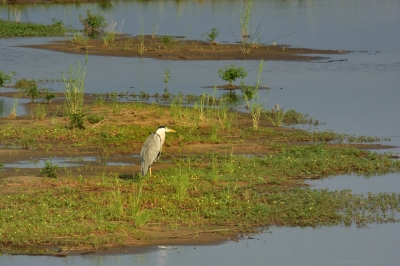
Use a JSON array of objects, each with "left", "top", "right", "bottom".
[{"left": 149, "top": 167, "right": 152, "bottom": 177}]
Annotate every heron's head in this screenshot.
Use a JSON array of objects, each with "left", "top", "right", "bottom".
[{"left": 157, "top": 126, "right": 176, "bottom": 133}]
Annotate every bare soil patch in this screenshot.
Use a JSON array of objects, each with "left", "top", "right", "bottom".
[{"left": 24, "top": 35, "right": 348, "bottom": 61}]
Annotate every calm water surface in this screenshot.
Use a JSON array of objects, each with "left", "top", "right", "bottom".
[{"left": 1, "top": 0, "right": 400, "bottom": 265}]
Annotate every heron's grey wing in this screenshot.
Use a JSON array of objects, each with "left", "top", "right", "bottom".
[{"left": 140, "top": 133, "right": 161, "bottom": 176}]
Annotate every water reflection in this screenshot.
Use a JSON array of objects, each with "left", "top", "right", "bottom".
[
  {"left": 307, "top": 173, "right": 400, "bottom": 194},
  {"left": 2, "top": 155, "right": 137, "bottom": 169},
  {"left": 2, "top": 223, "right": 400, "bottom": 266}
]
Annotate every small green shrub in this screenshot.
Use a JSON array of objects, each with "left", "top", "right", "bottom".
[
  {"left": 16, "top": 78, "right": 41, "bottom": 103},
  {"left": 51, "top": 18, "right": 64, "bottom": 29},
  {"left": 202, "top": 28, "right": 219, "bottom": 43},
  {"left": 0, "top": 70, "right": 15, "bottom": 86},
  {"left": 69, "top": 113, "right": 86, "bottom": 129},
  {"left": 162, "top": 36, "right": 173, "bottom": 47},
  {"left": 79, "top": 9, "right": 107, "bottom": 34},
  {"left": 15, "top": 78, "right": 35, "bottom": 90},
  {"left": 218, "top": 65, "right": 248, "bottom": 85},
  {"left": 42, "top": 88, "right": 56, "bottom": 104},
  {"left": 39, "top": 161, "right": 58, "bottom": 178},
  {"left": 240, "top": 83, "right": 258, "bottom": 100}
]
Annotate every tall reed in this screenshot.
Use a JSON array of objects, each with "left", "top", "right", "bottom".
[
  {"left": 62, "top": 56, "right": 87, "bottom": 128},
  {"left": 240, "top": 0, "right": 253, "bottom": 39},
  {"left": 9, "top": 92, "right": 22, "bottom": 118},
  {"left": 138, "top": 24, "right": 145, "bottom": 55},
  {"left": 241, "top": 59, "right": 264, "bottom": 130}
]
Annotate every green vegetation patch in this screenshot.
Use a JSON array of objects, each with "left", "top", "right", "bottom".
[
  {"left": 0, "top": 19, "right": 66, "bottom": 38},
  {"left": 1, "top": 146, "right": 400, "bottom": 250}
]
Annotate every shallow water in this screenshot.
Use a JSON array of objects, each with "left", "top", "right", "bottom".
[
  {"left": 2, "top": 223, "right": 400, "bottom": 266},
  {"left": 1, "top": 0, "right": 400, "bottom": 265},
  {"left": 2, "top": 155, "right": 136, "bottom": 169},
  {"left": 307, "top": 173, "right": 400, "bottom": 195}
]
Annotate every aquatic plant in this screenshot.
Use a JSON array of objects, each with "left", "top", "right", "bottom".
[{"left": 218, "top": 65, "right": 248, "bottom": 85}]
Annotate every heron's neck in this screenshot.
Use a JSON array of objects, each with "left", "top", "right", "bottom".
[{"left": 156, "top": 130, "right": 166, "bottom": 148}]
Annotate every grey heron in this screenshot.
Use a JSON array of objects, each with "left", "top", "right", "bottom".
[{"left": 140, "top": 126, "right": 176, "bottom": 177}]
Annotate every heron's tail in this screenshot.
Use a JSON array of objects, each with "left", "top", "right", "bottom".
[{"left": 140, "top": 157, "right": 148, "bottom": 176}]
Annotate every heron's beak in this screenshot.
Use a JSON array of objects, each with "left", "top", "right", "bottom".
[{"left": 165, "top": 127, "right": 176, "bottom": 132}]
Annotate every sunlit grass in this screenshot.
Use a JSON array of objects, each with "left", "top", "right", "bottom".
[
  {"left": 1, "top": 89, "right": 400, "bottom": 251},
  {"left": 1, "top": 145, "right": 400, "bottom": 249}
]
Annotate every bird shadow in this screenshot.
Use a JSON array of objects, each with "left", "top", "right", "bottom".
[{"left": 118, "top": 173, "right": 142, "bottom": 182}]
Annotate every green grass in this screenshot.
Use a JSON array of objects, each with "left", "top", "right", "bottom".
[
  {"left": 0, "top": 100, "right": 391, "bottom": 154},
  {"left": 0, "top": 19, "right": 67, "bottom": 38},
  {"left": 1, "top": 90, "right": 400, "bottom": 251},
  {"left": 1, "top": 145, "right": 400, "bottom": 249}
]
